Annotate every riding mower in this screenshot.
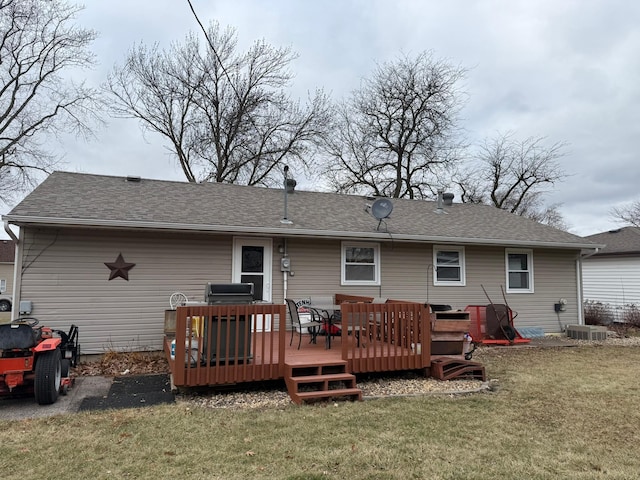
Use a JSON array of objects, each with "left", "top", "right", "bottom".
[{"left": 0, "top": 317, "right": 79, "bottom": 405}]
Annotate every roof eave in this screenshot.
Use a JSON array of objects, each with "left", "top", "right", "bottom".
[{"left": 3, "top": 215, "right": 598, "bottom": 250}]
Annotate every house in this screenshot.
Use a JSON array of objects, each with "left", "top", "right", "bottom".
[
  {"left": 582, "top": 226, "right": 640, "bottom": 323},
  {"left": 3, "top": 171, "right": 601, "bottom": 354},
  {"left": 0, "top": 239, "right": 15, "bottom": 314}
]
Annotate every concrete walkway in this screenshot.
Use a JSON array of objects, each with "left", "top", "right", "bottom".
[{"left": 0, "top": 374, "right": 174, "bottom": 421}]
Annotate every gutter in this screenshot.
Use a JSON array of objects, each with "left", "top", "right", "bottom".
[
  {"left": 3, "top": 215, "right": 602, "bottom": 250},
  {"left": 3, "top": 220, "right": 19, "bottom": 243}
]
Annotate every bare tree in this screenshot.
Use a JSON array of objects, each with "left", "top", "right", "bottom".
[
  {"left": 106, "top": 21, "right": 331, "bottom": 186},
  {"left": 321, "top": 51, "right": 466, "bottom": 199},
  {"left": 453, "top": 132, "right": 569, "bottom": 229},
  {"left": 0, "top": 0, "right": 102, "bottom": 203},
  {"left": 611, "top": 201, "right": 640, "bottom": 227}
]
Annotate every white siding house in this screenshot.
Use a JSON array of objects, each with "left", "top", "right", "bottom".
[{"left": 583, "top": 227, "right": 640, "bottom": 323}]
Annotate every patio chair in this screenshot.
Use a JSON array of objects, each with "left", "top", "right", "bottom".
[{"left": 286, "top": 298, "right": 323, "bottom": 349}]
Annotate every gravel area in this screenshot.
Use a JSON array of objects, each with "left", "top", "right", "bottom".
[{"left": 176, "top": 372, "right": 488, "bottom": 411}]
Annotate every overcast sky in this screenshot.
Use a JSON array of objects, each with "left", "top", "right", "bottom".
[{"left": 5, "top": 0, "right": 640, "bottom": 237}]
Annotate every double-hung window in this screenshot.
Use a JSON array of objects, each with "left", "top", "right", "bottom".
[
  {"left": 341, "top": 242, "right": 380, "bottom": 286},
  {"left": 433, "top": 246, "right": 465, "bottom": 286},
  {"left": 506, "top": 249, "right": 534, "bottom": 293}
]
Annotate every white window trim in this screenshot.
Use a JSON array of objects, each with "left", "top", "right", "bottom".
[
  {"left": 433, "top": 245, "right": 466, "bottom": 286},
  {"left": 341, "top": 242, "right": 381, "bottom": 286},
  {"left": 505, "top": 248, "right": 534, "bottom": 293}
]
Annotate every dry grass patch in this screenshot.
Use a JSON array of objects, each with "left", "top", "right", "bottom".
[{"left": 2, "top": 345, "right": 640, "bottom": 479}]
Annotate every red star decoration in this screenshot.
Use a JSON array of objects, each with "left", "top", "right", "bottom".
[{"left": 104, "top": 253, "right": 136, "bottom": 281}]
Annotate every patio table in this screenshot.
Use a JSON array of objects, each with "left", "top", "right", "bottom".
[{"left": 308, "top": 304, "right": 342, "bottom": 349}]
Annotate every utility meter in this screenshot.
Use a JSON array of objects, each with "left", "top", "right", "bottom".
[{"left": 280, "top": 257, "right": 291, "bottom": 272}]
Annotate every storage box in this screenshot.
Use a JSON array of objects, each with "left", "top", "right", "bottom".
[
  {"left": 431, "top": 311, "right": 470, "bottom": 332},
  {"left": 164, "top": 310, "right": 177, "bottom": 335}
]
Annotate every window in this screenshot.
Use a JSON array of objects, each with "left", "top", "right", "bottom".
[
  {"left": 433, "top": 246, "right": 466, "bottom": 286},
  {"left": 506, "top": 249, "right": 534, "bottom": 293},
  {"left": 341, "top": 242, "right": 380, "bottom": 285},
  {"left": 0, "top": 279, "right": 5, "bottom": 293}
]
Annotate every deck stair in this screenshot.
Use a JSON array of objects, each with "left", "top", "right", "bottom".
[
  {"left": 431, "top": 357, "right": 486, "bottom": 381},
  {"left": 284, "top": 360, "right": 362, "bottom": 405}
]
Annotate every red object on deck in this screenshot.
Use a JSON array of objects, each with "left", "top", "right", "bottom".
[{"left": 464, "top": 305, "right": 530, "bottom": 345}]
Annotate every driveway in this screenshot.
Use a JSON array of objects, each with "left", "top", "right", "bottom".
[{"left": 0, "top": 374, "right": 174, "bottom": 421}]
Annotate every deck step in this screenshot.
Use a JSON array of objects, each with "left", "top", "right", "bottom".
[
  {"left": 284, "top": 360, "right": 362, "bottom": 405},
  {"left": 431, "top": 357, "right": 486, "bottom": 381},
  {"left": 294, "top": 388, "right": 363, "bottom": 403}
]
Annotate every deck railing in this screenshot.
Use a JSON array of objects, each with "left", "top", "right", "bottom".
[
  {"left": 339, "top": 302, "right": 431, "bottom": 373},
  {"left": 169, "top": 303, "right": 286, "bottom": 386},
  {"left": 166, "top": 301, "right": 433, "bottom": 388}
]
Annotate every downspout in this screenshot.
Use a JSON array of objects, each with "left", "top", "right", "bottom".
[
  {"left": 282, "top": 238, "right": 288, "bottom": 302},
  {"left": 11, "top": 227, "right": 24, "bottom": 321},
  {"left": 577, "top": 247, "right": 601, "bottom": 326}
]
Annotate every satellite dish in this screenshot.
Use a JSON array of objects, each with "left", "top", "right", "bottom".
[{"left": 371, "top": 198, "right": 393, "bottom": 220}]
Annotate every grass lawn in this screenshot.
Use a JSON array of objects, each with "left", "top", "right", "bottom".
[{"left": 2, "top": 344, "right": 640, "bottom": 479}]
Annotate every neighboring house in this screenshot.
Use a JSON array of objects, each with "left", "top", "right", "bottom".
[
  {"left": 2, "top": 171, "right": 601, "bottom": 354},
  {"left": 582, "top": 227, "right": 640, "bottom": 322},
  {"left": 0, "top": 239, "right": 15, "bottom": 312}
]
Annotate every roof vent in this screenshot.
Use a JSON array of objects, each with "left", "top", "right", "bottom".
[
  {"left": 435, "top": 189, "right": 448, "bottom": 215},
  {"left": 443, "top": 192, "right": 454, "bottom": 206},
  {"left": 126, "top": 176, "right": 141, "bottom": 183}
]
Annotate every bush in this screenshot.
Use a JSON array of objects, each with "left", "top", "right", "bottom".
[
  {"left": 623, "top": 304, "right": 640, "bottom": 328},
  {"left": 583, "top": 300, "right": 614, "bottom": 325}
]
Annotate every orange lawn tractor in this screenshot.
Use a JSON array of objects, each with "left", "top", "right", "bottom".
[{"left": 0, "top": 317, "right": 79, "bottom": 405}]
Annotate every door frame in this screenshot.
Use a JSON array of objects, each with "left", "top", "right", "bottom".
[{"left": 232, "top": 237, "right": 273, "bottom": 303}]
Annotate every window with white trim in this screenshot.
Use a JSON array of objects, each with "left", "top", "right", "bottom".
[
  {"left": 433, "top": 246, "right": 466, "bottom": 286},
  {"left": 341, "top": 242, "right": 380, "bottom": 285},
  {"left": 506, "top": 249, "right": 534, "bottom": 293}
]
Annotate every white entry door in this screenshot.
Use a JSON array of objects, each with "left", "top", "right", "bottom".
[{"left": 232, "top": 237, "right": 272, "bottom": 332}]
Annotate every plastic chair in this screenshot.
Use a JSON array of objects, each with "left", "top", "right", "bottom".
[{"left": 286, "top": 298, "right": 323, "bottom": 349}]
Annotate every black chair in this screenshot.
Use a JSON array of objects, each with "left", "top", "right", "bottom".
[{"left": 286, "top": 298, "right": 323, "bottom": 349}]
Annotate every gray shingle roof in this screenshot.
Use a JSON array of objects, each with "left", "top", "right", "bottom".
[
  {"left": 3, "top": 171, "right": 599, "bottom": 249},
  {"left": 585, "top": 226, "right": 640, "bottom": 256}
]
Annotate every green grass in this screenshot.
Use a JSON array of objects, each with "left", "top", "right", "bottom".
[{"left": 2, "top": 345, "right": 640, "bottom": 479}]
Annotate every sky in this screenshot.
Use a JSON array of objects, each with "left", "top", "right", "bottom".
[{"left": 4, "top": 0, "right": 640, "bottom": 237}]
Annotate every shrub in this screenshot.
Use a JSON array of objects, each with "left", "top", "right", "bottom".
[
  {"left": 583, "top": 300, "right": 614, "bottom": 325},
  {"left": 623, "top": 304, "right": 640, "bottom": 328}
]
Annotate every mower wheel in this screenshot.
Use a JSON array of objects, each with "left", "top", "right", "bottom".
[{"left": 34, "top": 349, "right": 62, "bottom": 405}]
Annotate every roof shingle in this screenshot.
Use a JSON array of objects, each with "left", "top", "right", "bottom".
[
  {"left": 585, "top": 226, "right": 640, "bottom": 255},
  {"left": 3, "top": 171, "right": 599, "bottom": 249}
]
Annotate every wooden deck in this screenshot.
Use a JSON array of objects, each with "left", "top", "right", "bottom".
[{"left": 166, "top": 301, "right": 478, "bottom": 402}]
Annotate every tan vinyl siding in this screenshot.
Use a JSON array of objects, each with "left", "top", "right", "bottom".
[
  {"left": 0, "top": 264, "right": 13, "bottom": 295},
  {"left": 278, "top": 240, "right": 581, "bottom": 333},
  {"left": 17, "top": 228, "right": 582, "bottom": 354},
  {"left": 19, "top": 228, "right": 234, "bottom": 353}
]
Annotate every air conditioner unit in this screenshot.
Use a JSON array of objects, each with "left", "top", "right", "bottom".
[{"left": 566, "top": 325, "right": 607, "bottom": 341}]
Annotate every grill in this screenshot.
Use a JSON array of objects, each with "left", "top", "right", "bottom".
[
  {"left": 202, "top": 283, "right": 255, "bottom": 364},
  {"left": 204, "top": 283, "right": 254, "bottom": 305}
]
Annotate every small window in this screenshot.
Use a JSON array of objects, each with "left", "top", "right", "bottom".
[
  {"left": 0, "top": 279, "right": 5, "bottom": 293},
  {"left": 341, "top": 242, "right": 380, "bottom": 286},
  {"left": 506, "top": 249, "right": 534, "bottom": 293},
  {"left": 433, "top": 246, "right": 465, "bottom": 286}
]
